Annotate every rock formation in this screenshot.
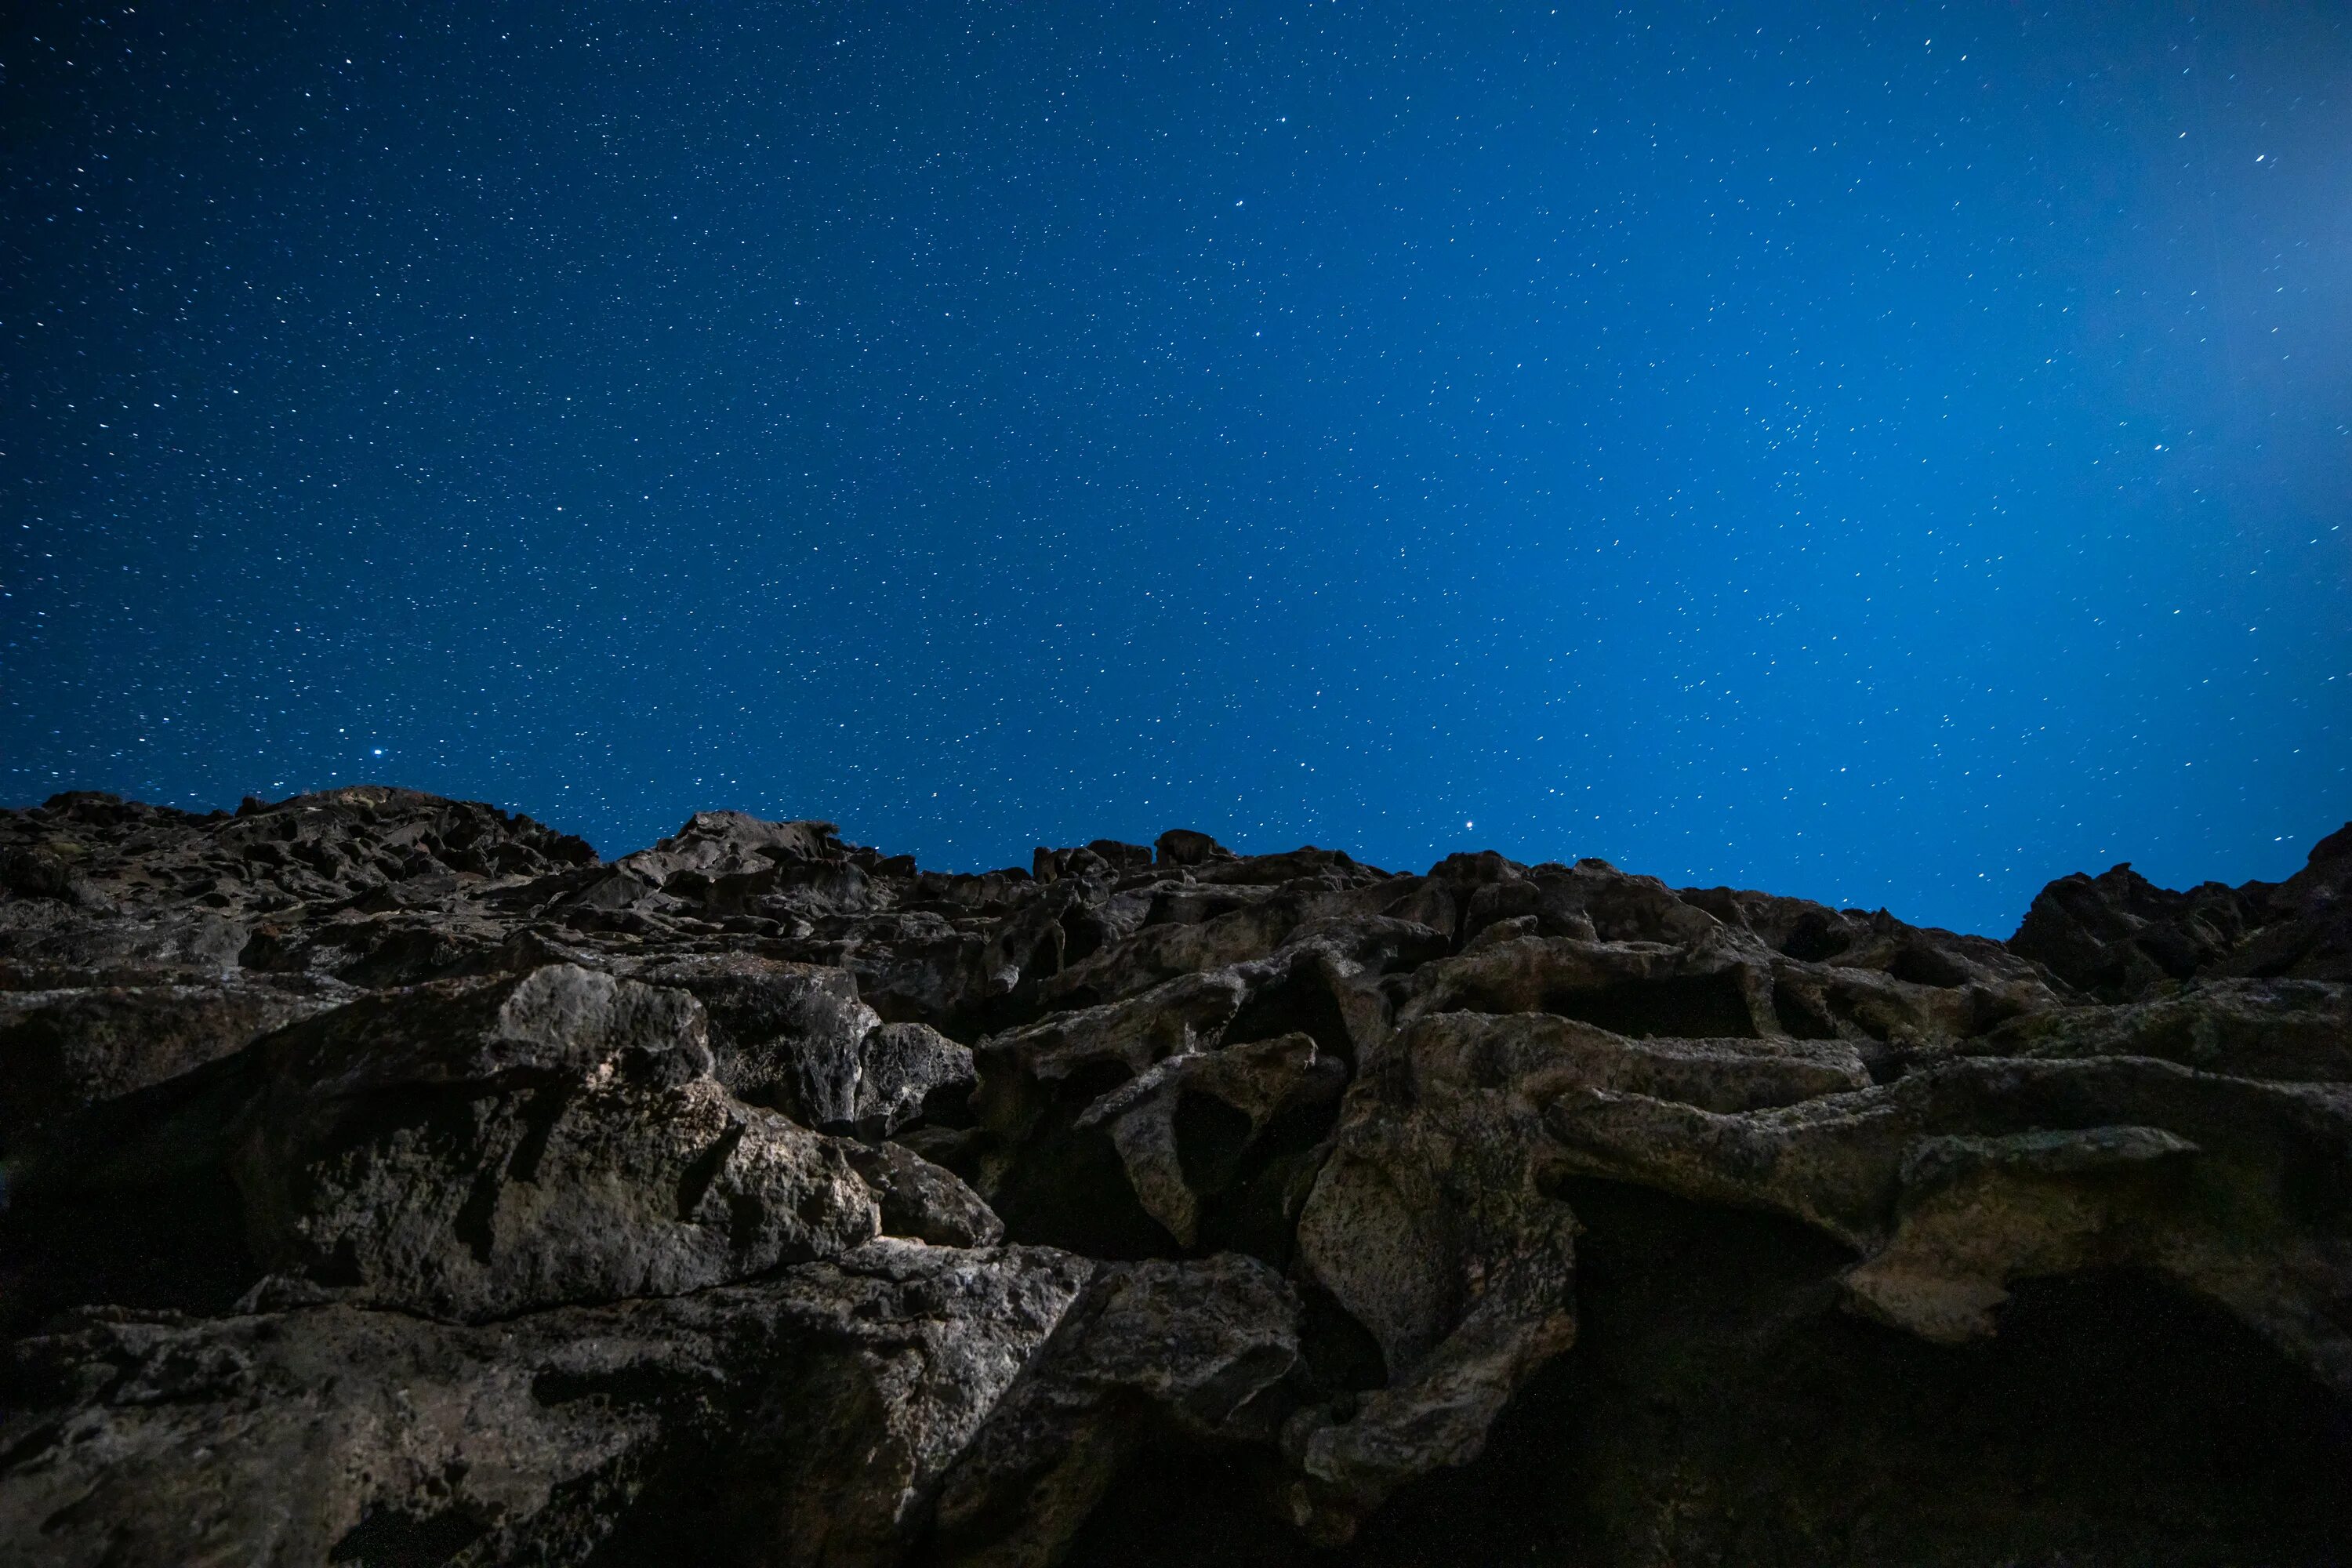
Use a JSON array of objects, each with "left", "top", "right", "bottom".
[{"left": 2, "top": 786, "right": 2347, "bottom": 1565}]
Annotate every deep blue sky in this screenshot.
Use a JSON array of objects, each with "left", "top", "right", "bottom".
[{"left": 5, "top": 2, "right": 2347, "bottom": 934}]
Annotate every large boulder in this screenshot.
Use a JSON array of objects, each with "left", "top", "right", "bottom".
[
  {"left": 230, "top": 964, "right": 882, "bottom": 1321},
  {"left": 0, "top": 1241, "right": 1092, "bottom": 1568}
]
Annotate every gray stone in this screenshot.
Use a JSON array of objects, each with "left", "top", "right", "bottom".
[
  {"left": 0, "top": 1241, "right": 1091, "bottom": 1568},
  {"left": 230, "top": 965, "right": 880, "bottom": 1321}
]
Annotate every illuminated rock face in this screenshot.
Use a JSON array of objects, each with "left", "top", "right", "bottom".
[{"left": 3, "top": 787, "right": 2349, "bottom": 1566}]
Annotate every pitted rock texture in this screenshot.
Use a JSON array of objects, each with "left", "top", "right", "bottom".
[{"left": 2, "top": 785, "right": 2349, "bottom": 1566}]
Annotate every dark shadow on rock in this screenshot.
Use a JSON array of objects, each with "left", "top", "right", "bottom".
[
  {"left": 985, "top": 1059, "right": 1176, "bottom": 1261},
  {"left": 1062, "top": 1178, "right": 2352, "bottom": 1568},
  {"left": 1546, "top": 971, "right": 1759, "bottom": 1040},
  {"left": 0, "top": 1054, "right": 264, "bottom": 1338}
]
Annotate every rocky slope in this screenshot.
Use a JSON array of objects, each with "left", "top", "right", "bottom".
[{"left": 1, "top": 787, "right": 2347, "bottom": 1566}]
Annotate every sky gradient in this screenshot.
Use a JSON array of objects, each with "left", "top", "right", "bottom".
[{"left": 5, "top": 1, "right": 2348, "bottom": 935}]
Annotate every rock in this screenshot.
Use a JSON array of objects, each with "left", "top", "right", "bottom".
[
  {"left": 2232, "top": 821, "right": 2352, "bottom": 982},
  {"left": 1973, "top": 976, "right": 2352, "bottom": 1081},
  {"left": 1155, "top": 829, "right": 1235, "bottom": 869},
  {"left": 2010, "top": 823, "right": 2352, "bottom": 1000},
  {"left": 1033, "top": 840, "right": 1155, "bottom": 883},
  {"left": 844, "top": 1138, "right": 1005, "bottom": 1247},
  {"left": 613, "top": 811, "right": 877, "bottom": 916},
  {"left": 1075, "top": 1031, "right": 1347, "bottom": 1249},
  {"left": 1541, "top": 1054, "right": 2352, "bottom": 1396},
  {"left": 1287, "top": 1012, "right": 1602, "bottom": 1539},
  {"left": 0, "top": 787, "right": 594, "bottom": 936},
  {"left": 625, "top": 953, "right": 880, "bottom": 1120},
  {"left": 0, "top": 1241, "right": 1092, "bottom": 1568},
  {"left": 230, "top": 965, "right": 880, "bottom": 1321},
  {"left": 929, "top": 1252, "right": 1301, "bottom": 1566},
  {"left": 1841, "top": 1124, "right": 2203, "bottom": 1341},
  {"left": 858, "top": 1020, "right": 977, "bottom": 1134},
  {"left": 623, "top": 955, "right": 976, "bottom": 1136},
  {"left": 0, "top": 972, "right": 349, "bottom": 1152},
  {"left": 2011, "top": 862, "right": 2252, "bottom": 998},
  {"left": 2, "top": 788, "right": 2347, "bottom": 1565},
  {"left": 979, "top": 970, "right": 1251, "bottom": 1103},
  {"left": 0, "top": 906, "right": 252, "bottom": 983}
]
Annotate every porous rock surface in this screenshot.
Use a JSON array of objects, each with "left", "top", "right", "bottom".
[{"left": 2, "top": 786, "right": 2348, "bottom": 1566}]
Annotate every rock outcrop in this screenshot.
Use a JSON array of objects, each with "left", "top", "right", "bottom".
[{"left": 2, "top": 785, "right": 2348, "bottom": 1565}]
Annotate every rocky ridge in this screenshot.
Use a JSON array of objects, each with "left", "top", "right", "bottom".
[{"left": 1, "top": 786, "right": 2347, "bottom": 1565}]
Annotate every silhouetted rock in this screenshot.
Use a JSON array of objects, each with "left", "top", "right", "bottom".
[
  {"left": 2011, "top": 822, "right": 2352, "bottom": 999},
  {"left": 1, "top": 787, "right": 2347, "bottom": 1566}
]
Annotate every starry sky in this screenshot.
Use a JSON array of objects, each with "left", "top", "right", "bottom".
[{"left": 5, "top": 2, "right": 2348, "bottom": 935}]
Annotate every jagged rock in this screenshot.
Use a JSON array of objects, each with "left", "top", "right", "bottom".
[
  {"left": 621, "top": 954, "right": 977, "bottom": 1135},
  {"left": 0, "top": 905, "right": 253, "bottom": 984},
  {"left": 1292, "top": 1012, "right": 1704, "bottom": 1539},
  {"left": 1033, "top": 840, "right": 1155, "bottom": 883},
  {"left": 2012, "top": 862, "right": 2255, "bottom": 998},
  {"left": 1, "top": 786, "right": 2347, "bottom": 1566},
  {"left": 626, "top": 956, "right": 841, "bottom": 1108},
  {"left": 0, "top": 787, "right": 593, "bottom": 931},
  {"left": 1038, "top": 898, "right": 1305, "bottom": 1009},
  {"left": 1542, "top": 1053, "right": 2352, "bottom": 1395},
  {"left": 612, "top": 810, "right": 880, "bottom": 917},
  {"left": 967, "top": 933, "right": 1414, "bottom": 1265},
  {"left": 2233, "top": 821, "right": 2352, "bottom": 981},
  {"left": 0, "top": 972, "right": 349, "bottom": 1151},
  {"left": 2011, "top": 822, "right": 2352, "bottom": 999},
  {"left": 230, "top": 964, "right": 881, "bottom": 1321},
  {"left": 1154, "top": 829, "right": 1236, "bottom": 869},
  {"left": 1839, "top": 1123, "right": 2205, "bottom": 1341},
  {"left": 1075, "top": 1032, "right": 1347, "bottom": 1249},
  {"left": 0, "top": 1241, "right": 1091, "bottom": 1568},
  {"left": 980, "top": 970, "right": 1251, "bottom": 1101},
  {"left": 844, "top": 1139, "right": 1005, "bottom": 1247},
  {"left": 1974, "top": 976, "right": 2352, "bottom": 1080},
  {"left": 929, "top": 1253, "right": 1301, "bottom": 1566},
  {"left": 1405, "top": 928, "right": 1777, "bottom": 1035},
  {"left": 858, "top": 1021, "right": 978, "bottom": 1134}
]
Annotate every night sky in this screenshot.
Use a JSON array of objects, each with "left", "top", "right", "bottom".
[{"left": 5, "top": 2, "right": 2347, "bottom": 935}]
